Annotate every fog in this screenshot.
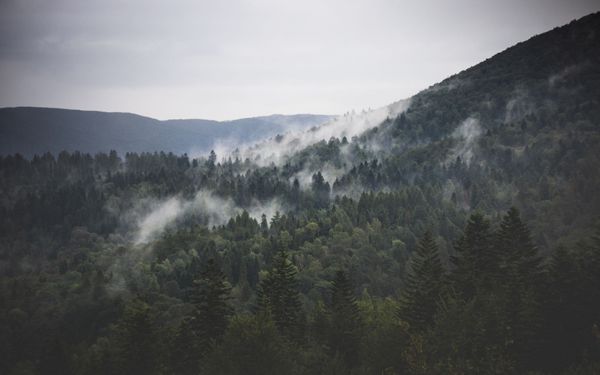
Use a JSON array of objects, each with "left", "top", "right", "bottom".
[
  {"left": 132, "top": 190, "right": 283, "bottom": 245},
  {"left": 225, "top": 99, "right": 410, "bottom": 167},
  {"left": 448, "top": 117, "right": 482, "bottom": 165}
]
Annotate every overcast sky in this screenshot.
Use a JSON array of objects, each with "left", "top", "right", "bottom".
[{"left": 0, "top": 0, "right": 597, "bottom": 120}]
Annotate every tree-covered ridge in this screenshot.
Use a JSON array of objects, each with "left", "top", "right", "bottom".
[
  {"left": 1, "top": 11, "right": 600, "bottom": 375},
  {"left": 2, "top": 200, "right": 599, "bottom": 373}
]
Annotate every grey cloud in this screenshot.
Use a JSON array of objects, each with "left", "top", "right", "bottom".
[{"left": 1, "top": 0, "right": 598, "bottom": 120}]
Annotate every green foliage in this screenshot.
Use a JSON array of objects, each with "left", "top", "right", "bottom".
[
  {"left": 328, "top": 270, "right": 362, "bottom": 367},
  {"left": 189, "top": 258, "right": 232, "bottom": 349},
  {"left": 2, "top": 12, "right": 600, "bottom": 374},
  {"left": 257, "top": 250, "right": 303, "bottom": 340},
  {"left": 450, "top": 213, "right": 496, "bottom": 299},
  {"left": 112, "top": 299, "right": 162, "bottom": 375},
  {"left": 201, "top": 315, "right": 298, "bottom": 375},
  {"left": 399, "top": 231, "right": 445, "bottom": 332}
]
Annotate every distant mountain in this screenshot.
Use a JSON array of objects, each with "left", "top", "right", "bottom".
[{"left": 0, "top": 107, "right": 332, "bottom": 157}]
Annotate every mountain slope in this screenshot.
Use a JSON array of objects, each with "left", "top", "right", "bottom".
[
  {"left": 0, "top": 107, "right": 332, "bottom": 157},
  {"left": 270, "top": 12, "right": 600, "bottom": 246}
]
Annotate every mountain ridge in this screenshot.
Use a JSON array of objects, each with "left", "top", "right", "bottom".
[{"left": 0, "top": 106, "right": 333, "bottom": 157}]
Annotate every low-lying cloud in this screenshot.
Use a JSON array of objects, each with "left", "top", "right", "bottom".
[
  {"left": 448, "top": 117, "right": 482, "bottom": 165},
  {"left": 222, "top": 99, "right": 411, "bottom": 166},
  {"left": 133, "top": 190, "right": 283, "bottom": 244}
]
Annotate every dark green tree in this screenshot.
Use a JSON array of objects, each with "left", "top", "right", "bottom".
[
  {"left": 541, "top": 229, "right": 600, "bottom": 372},
  {"left": 190, "top": 258, "right": 233, "bottom": 352},
  {"left": 328, "top": 270, "right": 362, "bottom": 368},
  {"left": 450, "top": 212, "right": 496, "bottom": 299},
  {"left": 494, "top": 207, "right": 542, "bottom": 368},
  {"left": 399, "top": 231, "right": 445, "bottom": 331},
  {"left": 257, "top": 250, "right": 303, "bottom": 340},
  {"left": 201, "top": 315, "right": 297, "bottom": 375},
  {"left": 311, "top": 171, "right": 331, "bottom": 208},
  {"left": 113, "top": 299, "right": 161, "bottom": 375},
  {"left": 169, "top": 317, "right": 199, "bottom": 375}
]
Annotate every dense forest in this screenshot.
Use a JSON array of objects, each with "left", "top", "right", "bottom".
[{"left": 1, "top": 11, "right": 600, "bottom": 375}]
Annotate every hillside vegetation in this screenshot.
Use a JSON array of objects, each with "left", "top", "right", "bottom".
[{"left": 1, "top": 12, "right": 600, "bottom": 375}]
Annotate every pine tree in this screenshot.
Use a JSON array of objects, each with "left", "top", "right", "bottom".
[
  {"left": 450, "top": 212, "right": 496, "bottom": 299},
  {"left": 399, "top": 231, "right": 445, "bottom": 331},
  {"left": 541, "top": 246, "right": 581, "bottom": 370},
  {"left": 189, "top": 258, "right": 232, "bottom": 353},
  {"left": 329, "top": 270, "right": 361, "bottom": 368},
  {"left": 169, "top": 317, "right": 198, "bottom": 375},
  {"left": 541, "top": 226, "right": 600, "bottom": 371},
  {"left": 260, "top": 213, "right": 269, "bottom": 236},
  {"left": 494, "top": 207, "right": 542, "bottom": 369},
  {"left": 496, "top": 207, "right": 541, "bottom": 285},
  {"left": 257, "top": 250, "right": 303, "bottom": 340},
  {"left": 113, "top": 299, "right": 160, "bottom": 375}
]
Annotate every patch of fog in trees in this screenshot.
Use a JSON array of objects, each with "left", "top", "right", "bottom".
[
  {"left": 107, "top": 190, "right": 284, "bottom": 246},
  {"left": 212, "top": 99, "right": 411, "bottom": 167},
  {"left": 548, "top": 62, "right": 590, "bottom": 88},
  {"left": 446, "top": 117, "right": 482, "bottom": 166},
  {"left": 503, "top": 88, "right": 536, "bottom": 124},
  {"left": 103, "top": 190, "right": 284, "bottom": 294}
]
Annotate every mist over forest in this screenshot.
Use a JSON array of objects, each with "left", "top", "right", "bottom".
[{"left": 1, "top": 9, "right": 600, "bottom": 375}]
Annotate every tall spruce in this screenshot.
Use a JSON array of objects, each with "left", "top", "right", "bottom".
[
  {"left": 169, "top": 317, "right": 198, "bottom": 375},
  {"left": 328, "top": 270, "right": 362, "bottom": 368},
  {"left": 494, "top": 207, "right": 542, "bottom": 369},
  {"left": 257, "top": 250, "right": 303, "bottom": 340},
  {"left": 113, "top": 299, "right": 160, "bottom": 375},
  {"left": 496, "top": 207, "right": 542, "bottom": 285},
  {"left": 399, "top": 230, "right": 445, "bottom": 331},
  {"left": 189, "top": 258, "right": 232, "bottom": 352},
  {"left": 450, "top": 212, "right": 496, "bottom": 299}
]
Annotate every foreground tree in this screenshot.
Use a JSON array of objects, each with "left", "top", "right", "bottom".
[
  {"left": 494, "top": 207, "right": 543, "bottom": 368},
  {"left": 257, "top": 250, "right": 303, "bottom": 340},
  {"left": 328, "top": 270, "right": 362, "bottom": 368},
  {"left": 190, "top": 259, "right": 233, "bottom": 351},
  {"left": 399, "top": 231, "right": 445, "bottom": 332},
  {"left": 450, "top": 213, "right": 495, "bottom": 299},
  {"left": 169, "top": 259, "right": 232, "bottom": 373},
  {"left": 113, "top": 299, "right": 161, "bottom": 375}
]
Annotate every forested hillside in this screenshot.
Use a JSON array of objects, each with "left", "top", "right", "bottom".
[{"left": 1, "top": 12, "right": 600, "bottom": 375}]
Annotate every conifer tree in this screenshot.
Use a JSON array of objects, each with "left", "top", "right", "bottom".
[
  {"left": 260, "top": 214, "right": 269, "bottom": 236},
  {"left": 494, "top": 207, "right": 542, "bottom": 369},
  {"left": 541, "top": 246, "right": 581, "bottom": 370},
  {"left": 113, "top": 299, "right": 160, "bottom": 375},
  {"left": 189, "top": 259, "right": 232, "bottom": 353},
  {"left": 496, "top": 207, "right": 541, "bottom": 284},
  {"left": 450, "top": 212, "right": 495, "bottom": 299},
  {"left": 169, "top": 317, "right": 198, "bottom": 375},
  {"left": 257, "top": 250, "right": 303, "bottom": 340},
  {"left": 329, "top": 270, "right": 361, "bottom": 367},
  {"left": 399, "top": 230, "right": 445, "bottom": 331}
]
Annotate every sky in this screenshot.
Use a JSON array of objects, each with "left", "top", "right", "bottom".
[{"left": 0, "top": 0, "right": 598, "bottom": 121}]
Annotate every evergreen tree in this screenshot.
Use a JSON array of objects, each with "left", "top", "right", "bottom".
[
  {"left": 496, "top": 207, "right": 542, "bottom": 285},
  {"left": 328, "top": 270, "right": 362, "bottom": 368},
  {"left": 542, "top": 246, "right": 581, "bottom": 371},
  {"left": 311, "top": 171, "right": 331, "bottom": 208},
  {"left": 450, "top": 212, "right": 496, "bottom": 299},
  {"left": 169, "top": 317, "right": 198, "bottom": 375},
  {"left": 494, "top": 207, "right": 542, "bottom": 368},
  {"left": 189, "top": 259, "right": 232, "bottom": 353},
  {"left": 260, "top": 214, "right": 269, "bottom": 236},
  {"left": 542, "top": 229, "right": 600, "bottom": 371},
  {"left": 399, "top": 231, "right": 445, "bottom": 331},
  {"left": 257, "top": 250, "right": 303, "bottom": 340},
  {"left": 113, "top": 299, "right": 161, "bottom": 375}
]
